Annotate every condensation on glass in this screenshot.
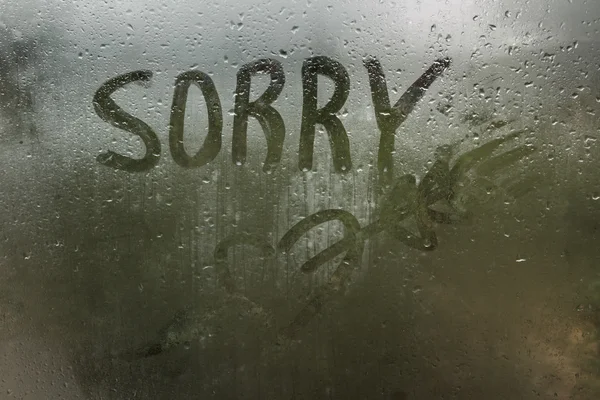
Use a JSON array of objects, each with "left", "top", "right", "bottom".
[{"left": 0, "top": 0, "right": 599, "bottom": 399}]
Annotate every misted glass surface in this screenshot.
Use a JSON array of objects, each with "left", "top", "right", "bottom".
[{"left": 1, "top": 0, "right": 599, "bottom": 399}]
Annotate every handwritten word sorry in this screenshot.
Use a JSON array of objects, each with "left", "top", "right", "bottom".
[{"left": 93, "top": 56, "right": 451, "bottom": 180}]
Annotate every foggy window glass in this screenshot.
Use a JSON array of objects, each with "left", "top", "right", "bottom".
[{"left": 1, "top": 0, "right": 599, "bottom": 399}]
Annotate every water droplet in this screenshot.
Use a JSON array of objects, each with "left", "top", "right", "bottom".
[
  {"left": 516, "top": 258, "right": 526, "bottom": 263},
  {"left": 412, "top": 285, "right": 423, "bottom": 294},
  {"left": 592, "top": 192, "right": 600, "bottom": 200},
  {"left": 183, "top": 341, "right": 191, "bottom": 350},
  {"left": 291, "top": 26, "right": 299, "bottom": 34}
]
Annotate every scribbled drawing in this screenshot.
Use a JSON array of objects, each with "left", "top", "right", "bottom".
[
  {"left": 419, "top": 128, "right": 536, "bottom": 217},
  {"left": 118, "top": 125, "right": 537, "bottom": 361}
]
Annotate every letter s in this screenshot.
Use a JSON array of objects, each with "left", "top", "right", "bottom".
[{"left": 93, "top": 70, "right": 161, "bottom": 172}]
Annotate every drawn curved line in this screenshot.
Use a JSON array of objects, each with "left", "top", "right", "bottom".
[
  {"left": 448, "top": 130, "right": 525, "bottom": 190},
  {"left": 277, "top": 209, "right": 364, "bottom": 338},
  {"left": 476, "top": 145, "right": 536, "bottom": 178},
  {"left": 214, "top": 233, "right": 275, "bottom": 294},
  {"left": 278, "top": 209, "right": 363, "bottom": 273}
]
